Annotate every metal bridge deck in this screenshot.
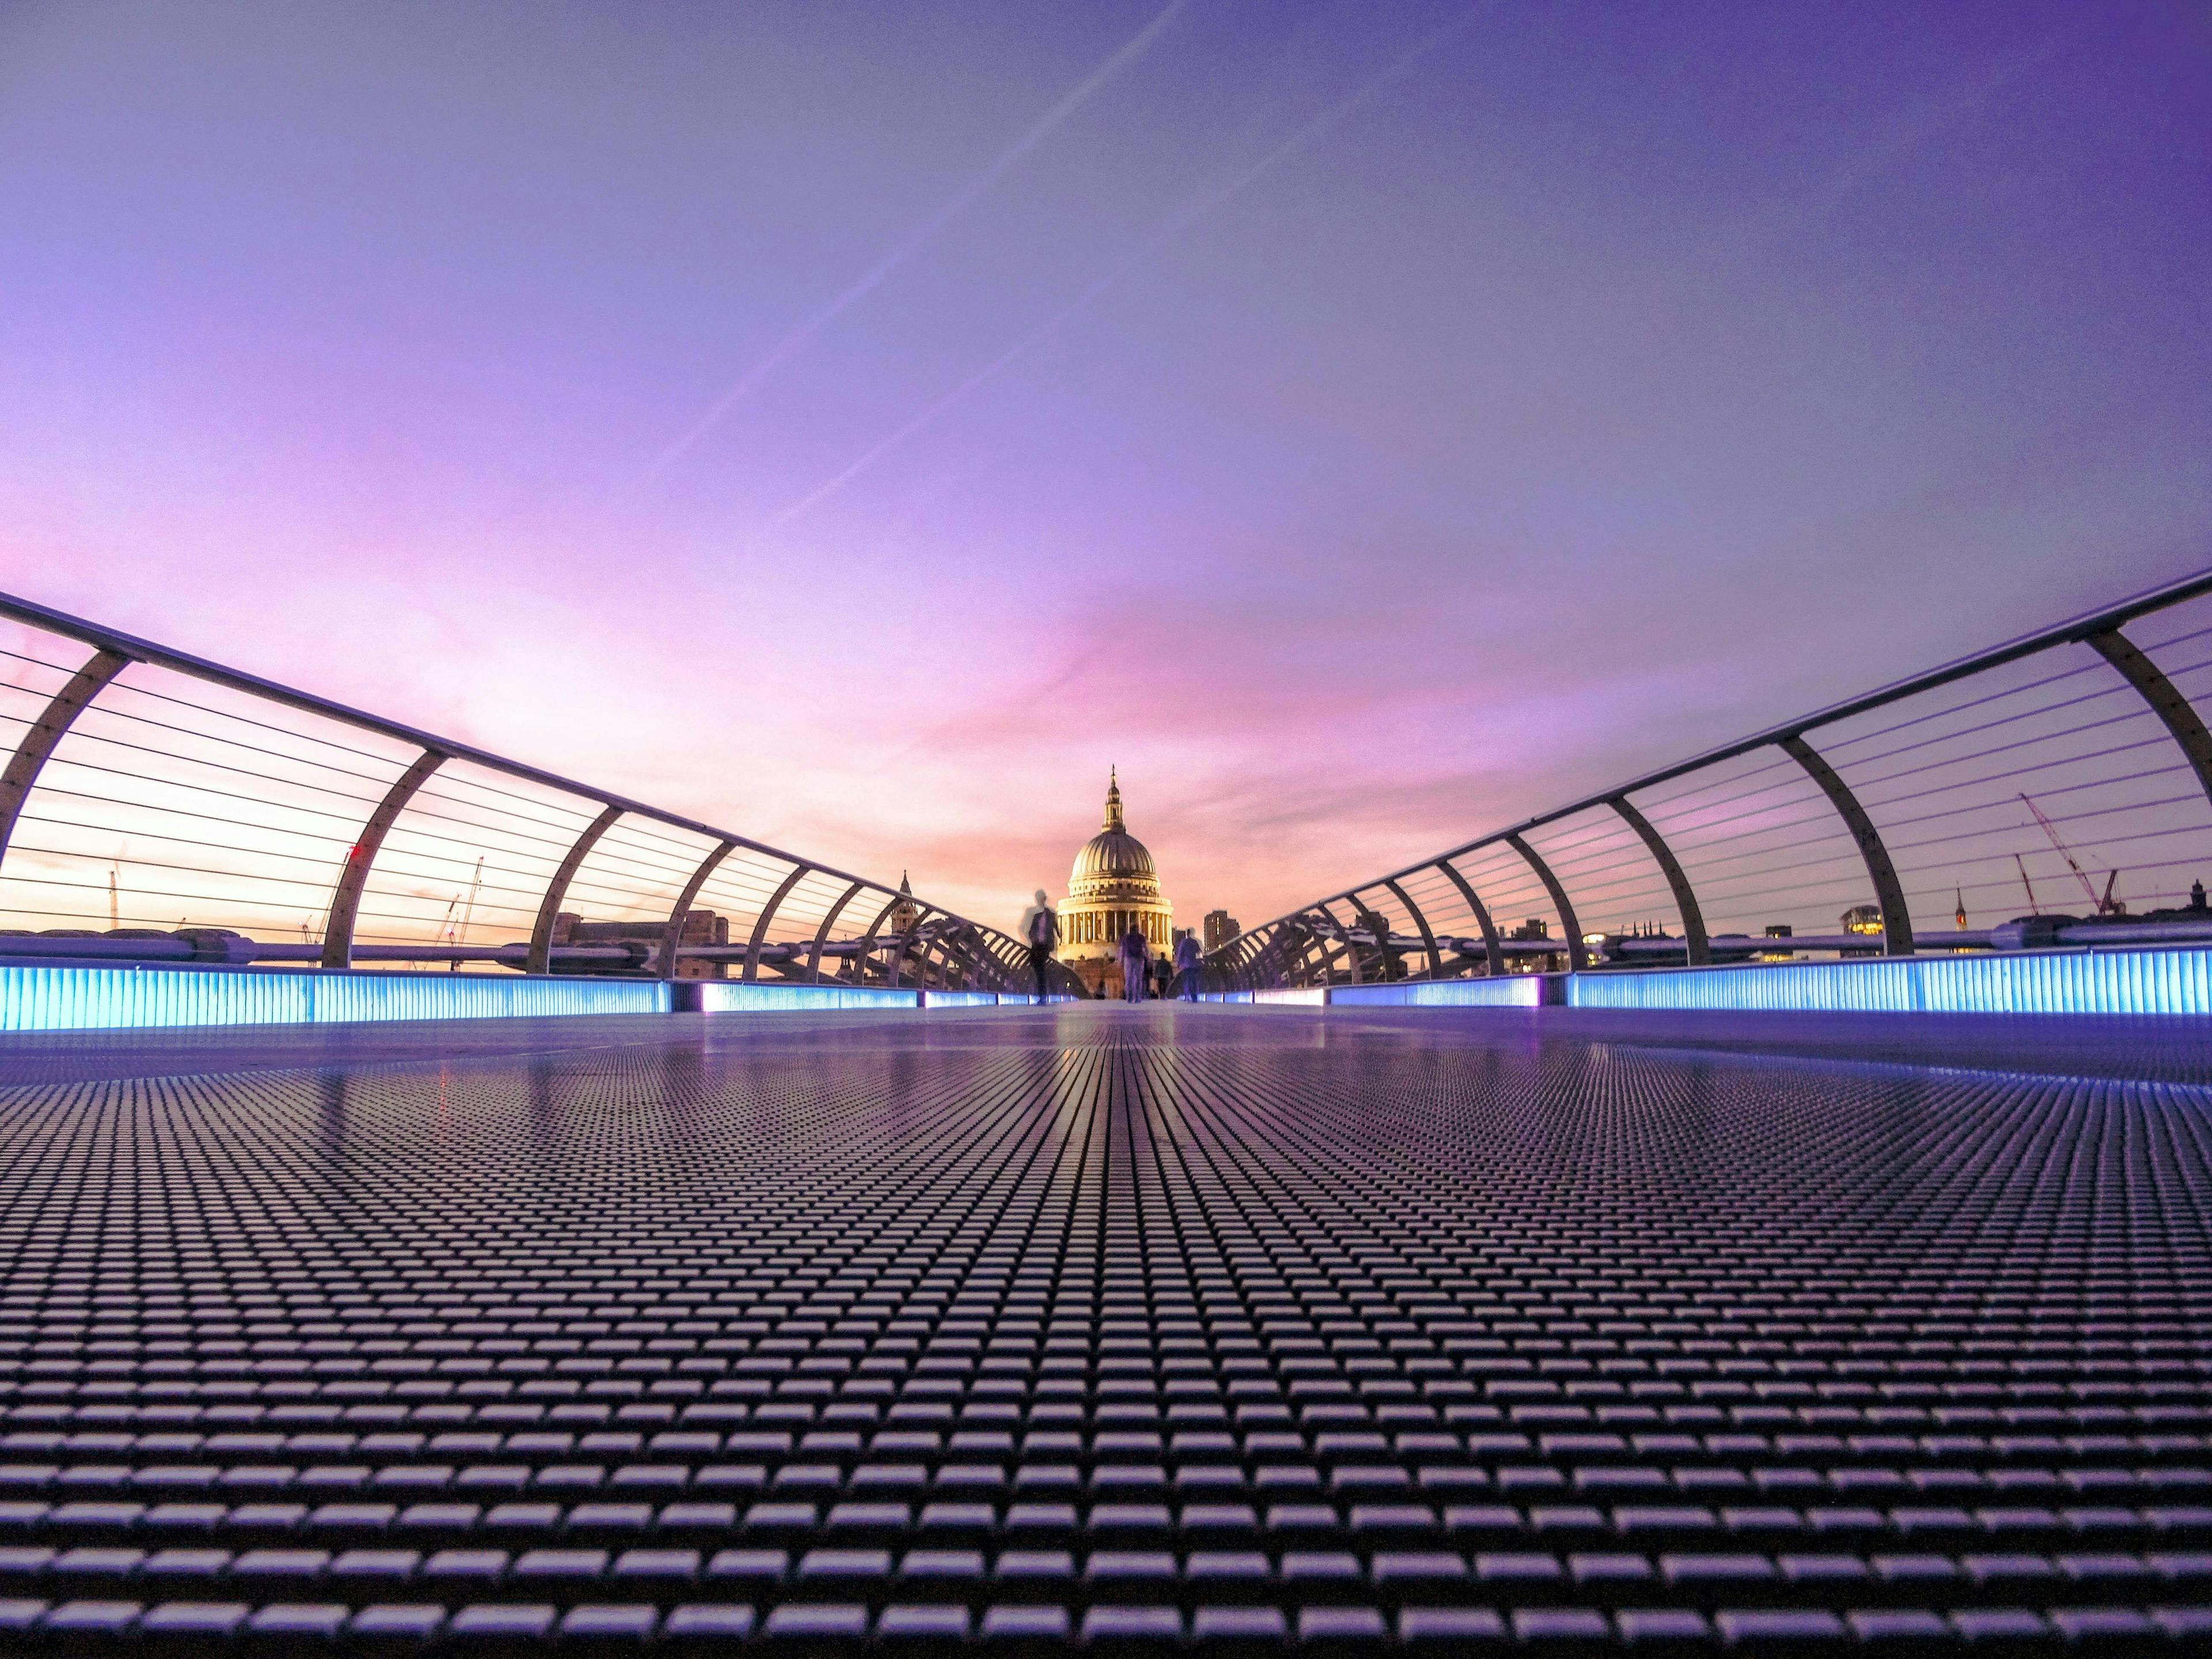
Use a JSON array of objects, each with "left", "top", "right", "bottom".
[{"left": 0, "top": 1003, "right": 2208, "bottom": 1650}]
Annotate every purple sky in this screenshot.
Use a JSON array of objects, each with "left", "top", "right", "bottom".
[{"left": 3, "top": 0, "right": 2207, "bottom": 934}]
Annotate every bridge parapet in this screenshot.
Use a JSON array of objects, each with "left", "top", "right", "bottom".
[
  {"left": 1213, "top": 569, "right": 2212, "bottom": 994},
  {"left": 0, "top": 591, "right": 1076, "bottom": 998}
]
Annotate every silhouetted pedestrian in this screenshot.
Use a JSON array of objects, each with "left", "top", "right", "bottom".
[
  {"left": 1018, "top": 890, "right": 1058, "bottom": 1001},
  {"left": 1119, "top": 924, "right": 1149, "bottom": 1003},
  {"left": 1174, "top": 933, "right": 1201, "bottom": 1000}
]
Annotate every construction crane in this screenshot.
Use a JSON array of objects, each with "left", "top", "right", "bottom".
[
  {"left": 453, "top": 857, "right": 484, "bottom": 947},
  {"left": 2020, "top": 793, "right": 2126, "bottom": 916},
  {"left": 435, "top": 859, "right": 488, "bottom": 969}
]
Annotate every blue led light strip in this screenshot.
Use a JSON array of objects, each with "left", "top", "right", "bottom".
[{"left": 0, "top": 964, "right": 668, "bottom": 1032}]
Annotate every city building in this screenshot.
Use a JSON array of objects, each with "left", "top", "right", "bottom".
[
  {"left": 1508, "top": 915, "right": 1566, "bottom": 974},
  {"left": 888, "top": 871, "right": 919, "bottom": 937},
  {"left": 1203, "top": 909, "right": 1238, "bottom": 953},
  {"left": 1056, "top": 770, "right": 1173, "bottom": 997},
  {"left": 552, "top": 908, "right": 728, "bottom": 978}
]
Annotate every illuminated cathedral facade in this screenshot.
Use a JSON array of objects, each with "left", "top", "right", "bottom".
[{"left": 1058, "top": 770, "right": 1173, "bottom": 995}]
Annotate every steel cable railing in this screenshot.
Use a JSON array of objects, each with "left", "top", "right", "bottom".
[
  {"left": 1213, "top": 567, "right": 2212, "bottom": 990},
  {"left": 0, "top": 590, "right": 1071, "bottom": 995}
]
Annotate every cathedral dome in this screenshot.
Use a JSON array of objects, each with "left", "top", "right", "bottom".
[
  {"left": 1057, "top": 770, "right": 1173, "bottom": 962},
  {"left": 1073, "top": 828, "right": 1156, "bottom": 886},
  {"left": 1068, "top": 771, "right": 1159, "bottom": 896}
]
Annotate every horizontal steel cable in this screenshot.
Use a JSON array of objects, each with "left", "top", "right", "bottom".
[
  {"left": 45, "top": 721, "right": 394, "bottom": 810},
  {"left": 1891, "top": 818, "right": 2211, "bottom": 879},
  {"left": 1810, "top": 649, "right": 2113, "bottom": 754},
  {"left": 69, "top": 699, "right": 406, "bottom": 789},
  {"left": 1810, "top": 679, "right": 2142, "bottom": 774},
  {"left": 1859, "top": 747, "right": 2185, "bottom": 824},
  {"left": 1833, "top": 705, "right": 2159, "bottom": 797}
]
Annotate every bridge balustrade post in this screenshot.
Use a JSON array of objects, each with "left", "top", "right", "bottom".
[
  {"left": 887, "top": 909, "right": 933, "bottom": 989},
  {"left": 529, "top": 805, "right": 623, "bottom": 974},
  {"left": 1504, "top": 833, "right": 1589, "bottom": 972},
  {"left": 1382, "top": 878, "right": 1443, "bottom": 979},
  {"left": 1306, "top": 908, "right": 1363, "bottom": 985},
  {"left": 1607, "top": 796, "right": 1710, "bottom": 965},
  {"left": 0, "top": 649, "right": 129, "bottom": 876},
  {"left": 1777, "top": 733, "right": 1914, "bottom": 956},
  {"left": 946, "top": 938, "right": 991, "bottom": 986},
  {"left": 1301, "top": 912, "right": 1340, "bottom": 984},
  {"left": 2086, "top": 628, "right": 2212, "bottom": 813},
  {"left": 1274, "top": 926, "right": 1307, "bottom": 987},
  {"left": 657, "top": 840, "right": 738, "bottom": 979},
  {"left": 741, "top": 864, "right": 811, "bottom": 982},
  {"left": 1351, "top": 896, "right": 1406, "bottom": 981},
  {"left": 932, "top": 926, "right": 971, "bottom": 991},
  {"left": 1314, "top": 903, "right": 1369, "bottom": 984},
  {"left": 945, "top": 930, "right": 986, "bottom": 991},
  {"left": 323, "top": 750, "right": 445, "bottom": 970},
  {"left": 914, "top": 927, "right": 957, "bottom": 990},
  {"left": 1436, "top": 862, "right": 1507, "bottom": 976},
  {"left": 847, "top": 892, "right": 905, "bottom": 986},
  {"left": 995, "top": 930, "right": 1031, "bottom": 993},
  {"left": 808, "top": 882, "right": 866, "bottom": 983},
  {"left": 987, "top": 931, "right": 1027, "bottom": 993}
]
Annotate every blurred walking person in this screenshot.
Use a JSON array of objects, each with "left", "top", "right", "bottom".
[
  {"left": 1018, "top": 890, "right": 1058, "bottom": 1002},
  {"left": 1119, "top": 923, "right": 1150, "bottom": 1003},
  {"left": 1174, "top": 932, "right": 1202, "bottom": 1000}
]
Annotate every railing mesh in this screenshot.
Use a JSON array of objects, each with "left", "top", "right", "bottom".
[{"left": 1220, "top": 573, "right": 2212, "bottom": 988}]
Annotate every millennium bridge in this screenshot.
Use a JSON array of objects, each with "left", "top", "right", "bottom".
[{"left": 1, "top": 580, "right": 2211, "bottom": 1650}]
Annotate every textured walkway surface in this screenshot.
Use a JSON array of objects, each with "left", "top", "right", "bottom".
[{"left": 0, "top": 1002, "right": 2206, "bottom": 1649}]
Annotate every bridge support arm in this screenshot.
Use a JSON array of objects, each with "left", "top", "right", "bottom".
[
  {"left": 741, "top": 865, "right": 812, "bottom": 982},
  {"left": 1313, "top": 904, "right": 1365, "bottom": 984},
  {"left": 1609, "top": 795, "right": 1710, "bottom": 965},
  {"left": 887, "top": 909, "right": 934, "bottom": 988},
  {"left": 1504, "top": 834, "right": 1589, "bottom": 972},
  {"left": 322, "top": 750, "right": 444, "bottom": 970},
  {"left": 1350, "top": 899, "right": 1404, "bottom": 981},
  {"left": 1435, "top": 862, "right": 1507, "bottom": 977},
  {"left": 849, "top": 893, "right": 906, "bottom": 984},
  {"left": 528, "top": 805, "right": 623, "bottom": 974},
  {"left": 657, "top": 840, "right": 737, "bottom": 979},
  {"left": 0, "top": 649, "right": 129, "bottom": 872},
  {"left": 2087, "top": 627, "right": 2212, "bottom": 811},
  {"left": 1381, "top": 879, "right": 1443, "bottom": 980},
  {"left": 1778, "top": 733, "right": 1914, "bottom": 956},
  {"left": 1233, "top": 933, "right": 1264, "bottom": 990},
  {"left": 807, "top": 882, "right": 866, "bottom": 983},
  {"left": 937, "top": 930, "right": 980, "bottom": 990}
]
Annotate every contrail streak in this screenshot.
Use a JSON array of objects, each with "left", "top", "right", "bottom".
[
  {"left": 769, "top": 6, "right": 1486, "bottom": 528},
  {"left": 646, "top": 1, "right": 1184, "bottom": 480}
]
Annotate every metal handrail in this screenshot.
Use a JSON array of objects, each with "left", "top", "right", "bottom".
[
  {"left": 1215, "top": 566, "right": 2212, "bottom": 989},
  {"left": 0, "top": 589, "right": 1056, "bottom": 994}
]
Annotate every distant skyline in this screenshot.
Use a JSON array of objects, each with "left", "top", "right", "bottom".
[{"left": 3, "top": 1, "right": 2207, "bottom": 931}]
